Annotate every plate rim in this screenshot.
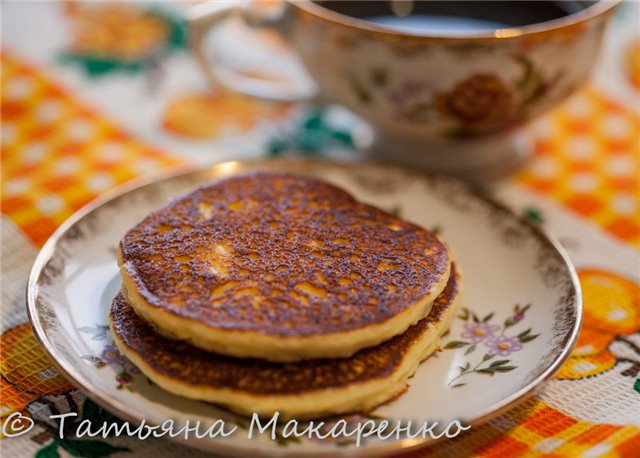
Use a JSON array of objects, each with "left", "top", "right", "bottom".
[{"left": 26, "top": 158, "right": 582, "bottom": 457}]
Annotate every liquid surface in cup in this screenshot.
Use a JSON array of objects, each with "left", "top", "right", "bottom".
[
  {"left": 365, "top": 15, "right": 508, "bottom": 35},
  {"left": 315, "top": 1, "right": 595, "bottom": 35}
]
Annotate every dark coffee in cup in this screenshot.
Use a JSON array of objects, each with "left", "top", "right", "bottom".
[{"left": 315, "top": 1, "right": 595, "bottom": 35}]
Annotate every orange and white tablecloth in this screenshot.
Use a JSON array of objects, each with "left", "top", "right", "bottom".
[{"left": 1, "top": 2, "right": 639, "bottom": 457}]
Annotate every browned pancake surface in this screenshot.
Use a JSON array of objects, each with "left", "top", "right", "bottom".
[
  {"left": 119, "top": 173, "right": 450, "bottom": 336},
  {"left": 111, "top": 265, "right": 458, "bottom": 395}
]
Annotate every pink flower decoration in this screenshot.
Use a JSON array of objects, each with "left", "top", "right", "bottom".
[
  {"left": 100, "top": 343, "right": 127, "bottom": 366},
  {"left": 485, "top": 335, "right": 523, "bottom": 356},
  {"left": 461, "top": 323, "right": 501, "bottom": 343}
]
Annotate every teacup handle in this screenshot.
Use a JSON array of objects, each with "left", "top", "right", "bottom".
[{"left": 187, "top": 1, "right": 316, "bottom": 101}]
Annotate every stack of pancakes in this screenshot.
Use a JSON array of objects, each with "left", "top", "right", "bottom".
[{"left": 111, "top": 173, "right": 461, "bottom": 419}]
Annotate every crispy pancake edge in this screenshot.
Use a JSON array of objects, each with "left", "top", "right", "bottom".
[{"left": 110, "top": 267, "right": 462, "bottom": 419}]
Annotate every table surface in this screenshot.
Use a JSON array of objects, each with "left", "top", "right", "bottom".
[{"left": 1, "top": 2, "right": 639, "bottom": 457}]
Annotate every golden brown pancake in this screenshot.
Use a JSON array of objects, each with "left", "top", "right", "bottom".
[
  {"left": 118, "top": 173, "right": 451, "bottom": 361},
  {"left": 111, "top": 264, "right": 461, "bottom": 419}
]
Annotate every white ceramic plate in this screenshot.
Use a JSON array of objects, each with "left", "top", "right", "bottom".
[{"left": 28, "top": 159, "right": 580, "bottom": 457}]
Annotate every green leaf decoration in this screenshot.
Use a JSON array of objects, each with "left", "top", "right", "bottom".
[
  {"left": 513, "top": 54, "right": 549, "bottom": 109},
  {"left": 482, "top": 312, "right": 494, "bottom": 323},
  {"left": 471, "top": 312, "right": 480, "bottom": 324},
  {"left": 519, "top": 334, "right": 540, "bottom": 343},
  {"left": 504, "top": 317, "right": 516, "bottom": 328},
  {"left": 457, "top": 308, "right": 470, "bottom": 321},
  {"left": 521, "top": 73, "right": 547, "bottom": 107},
  {"left": 58, "top": 54, "right": 143, "bottom": 77},
  {"left": 36, "top": 441, "right": 60, "bottom": 458},
  {"left": 489, "top": 360, "right": 511, "bottom": 368},
  {"left": 268, "top": 108, "right": 354, "bottom": 156},
  {"left": 451, "top": 383, "right": 467, "bottom": 388},
  {"left": 482, "top": 353, "right": 495, "bottom": 361},
  {"left": 387, "top": 205, "right": 403, "bottom": 217},
  {"left": 59, "top": 439, "right": 130, "bottom": 457},
  {"left": 495, "top": 366, "right": 517, "bottom": 372},
  {"left": 523, "top": 207, "right": 544, "bottom": 225},
  {"left": 148, "top": 8, "right": 188, "bottom": 50},
  {"left": 514, "top": 55, "right": 534, "bottom": 90},
  {"left": 517, "top": 328, "right": 532, "bottom": 338},
  {"left": 464, "top": 343, "right": 477, "bottom": 356},
  {"left": 444, "top": 340, "right": 470, "bottom": 349},
  {"left": 476, "top": 368, "right": 496, "bottom": 376},
  {"left": 634, "top": 378, "right": 640, "bottom": 395}
]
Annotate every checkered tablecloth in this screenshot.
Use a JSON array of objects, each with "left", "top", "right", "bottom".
[{"left": 1, "top": 2, "right": 639, "bottom": 457}]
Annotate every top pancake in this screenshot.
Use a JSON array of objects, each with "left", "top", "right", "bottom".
[{"left": 118, "top": 173, "right": 451, "bottom": 361}]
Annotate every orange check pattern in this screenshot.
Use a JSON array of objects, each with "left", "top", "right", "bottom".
[
  {"left": 1, "top": 51, "right": 639, "bottom": 457},
  {"left": 518, "top": 87, "right": 640, "bottom": 248},
  {"left": 1, "top": 52, "right": 178, "bottom": 246},
  {"left": 410, "top": 399, "right": 640, "bottom": 458}
]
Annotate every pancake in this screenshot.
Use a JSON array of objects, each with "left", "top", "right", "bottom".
[
  {"left": 118, "top": 173, "right": 451, "bottom": 361},
  {"left": 111, "top": 264, "right": 461, "bottom": 419}
]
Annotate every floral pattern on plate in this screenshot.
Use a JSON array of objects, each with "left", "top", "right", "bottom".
[{"left": 445, "top": 304, "right": 540, "bottom": 387}]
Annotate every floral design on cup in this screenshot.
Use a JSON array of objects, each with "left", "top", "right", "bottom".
[
  {"left": 444, "top": 304, "right": 539, "bottom": 388},
  {"left": 348, "top": 53, "right": 563, "bottom": 139},
  {"left": 434, "top": 74, "right": 515, "bottom": 134},
  {"left": 384, "top": 55, "right": 562, "bottom": 137}
]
